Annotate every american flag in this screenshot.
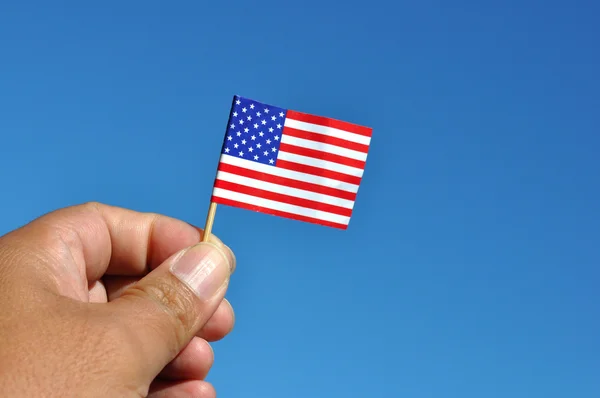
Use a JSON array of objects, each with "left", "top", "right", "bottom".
[{"left": 210, "top": 95, "right": 372, "bottom": 229}]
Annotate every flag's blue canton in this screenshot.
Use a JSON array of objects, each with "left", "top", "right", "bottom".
[{"left": 221, "top": 96, "right": 288, "bottom": 167}]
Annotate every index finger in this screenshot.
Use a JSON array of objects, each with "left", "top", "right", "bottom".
[{"left": 4, "top": 202, "right": 234, "bottom": 283}]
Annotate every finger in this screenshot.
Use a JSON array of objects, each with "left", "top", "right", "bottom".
[
  {"left": 104, "top": 276, "right": 235, "bottom": 342},
  {"left": 148, "top": 380, "right": 216, "bottom": 398},
  {"left": 198, "top": 298, "right": 235, "bottom": 341},
  {"left": 88, "top": 280, "right": 107, "bottom": 303},
  {"left": 110, "top": 242, "right": 233, "bottom": 380},
  {"left": 159, "top": 337, "right": 213, "bottom": 381},
  {"left": 3, "top": 202, "right": 234, "bottom": 286}
]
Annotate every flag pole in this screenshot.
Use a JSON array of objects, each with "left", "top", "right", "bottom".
[
  {"left": 202, "top": 95, "right": 237, "bottom": 242},
  {"left": 202, "top": 202, "right": 218, "bottom": 242}
]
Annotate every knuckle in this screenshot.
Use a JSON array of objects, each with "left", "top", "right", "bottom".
[
  {"left": 79, "top": 201, "right": 103, "bottom": 212},
  {"left": 143, "top": 211, "right": 161, "bottom": 221},
  {"left": 122, "top": 279, "right": 197, "bottom": 352},
  {"left": 52, "top": 221, "right": 82, "bottom": 250}
]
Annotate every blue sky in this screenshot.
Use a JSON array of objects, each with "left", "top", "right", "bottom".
[{"left": 1, "top": 1, "right": 599, "bottom": 396}]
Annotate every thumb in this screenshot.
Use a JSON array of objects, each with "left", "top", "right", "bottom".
[{"left": 110, "top": 241, "right": 235, "bottom": 379}]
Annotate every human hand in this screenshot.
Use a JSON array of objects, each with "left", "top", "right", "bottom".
[{"left": 0, "top": 202, "right": 236, "bottom": 397}]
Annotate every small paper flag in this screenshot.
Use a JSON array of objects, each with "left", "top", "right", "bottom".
[{"left": 210, "top": 95, "right": 373, "bottom": 229}]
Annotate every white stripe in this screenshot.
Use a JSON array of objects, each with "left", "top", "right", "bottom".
[
  {"left": 219, "top": 154, "right": 359, "bottom": 193},
  {"left": 216, "top": 171, "right": 355, "bottom": 209},
  {"left": 280, "top": 135, "right": 368, "bottom": 162},
  {"left": 285, "top": 118, "right": 371, "bottom": 146},
  {"left": 212, "top": 188, "right": 350, "bottom": 225},
  {"left": 278, "top": 152, "right": 364, "bottom": 178}
]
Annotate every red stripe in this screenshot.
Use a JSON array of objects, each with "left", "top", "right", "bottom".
[
  {"left": 211, "top": 196, "right": 348, "bottom": 230},
  {"left": 276, "top": 159, "right": 362, "bottom": 186},
  {"left": 213, "top": 180, "right": 352, "bottom": 217},
  {"left": 279, "top": 143, "right": 366, "bottom": 170},
  {"left": 286, "top": 110, "right": 372, "bottom": 137},
  {"left": 217, "top": 163, "right": 357, "bottom": 201},
  {"left": 283, "top": 127, "right": 369, "bottom": 153}
]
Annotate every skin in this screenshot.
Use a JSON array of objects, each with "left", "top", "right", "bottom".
[{"left": 0, "top": 202, "right": 237, "bottom": 397}]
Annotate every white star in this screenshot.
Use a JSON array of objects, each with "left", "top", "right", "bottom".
[
  {"left": 233, "top": 112, "right": 238, "bottom": 117},
  {"left": 266, "top": 139, "right": 271, "bottom": 144},
  {"left": 263, "top": 151, "right": 268, "bottom": 156},
  {"left": 244, "top": 127, "right": 249, "bottom": 133},
  {"left": 269, "top": 159, "right": 274, "bottom": 164},
  {"left": 250, "top": 104, "right": 255, "bottom": 109},
  {"left": 230, "top": 124, "right": 235, "bottom": 129},
  {"left": 272, "top": 147, "right": 277, "bottom": 152},
  {"left": 269, "top": 127, "right": 274, "bottom": 133},
  {"left": 271, "top": 116, "right": 276, "bottom": 121},
  {"left": 242, "top": 139, "right": 247, "bottom": 145},
  {"left": 279, "top": 112, "right": 284, "bottom": 117},
  {"left": 274, "top": 135, "right": 280, "bottom": 141},
  {"left": 227, "top": 135, "right": 233, "bottom": 141},
  {"left": 249, "top": 147, "right": 254, "bottom": 152},
  {"left": 234, "top": 143, "right": 239, "bottom": 149},
  {"left": 225, "top": 147, "right": 230, "bottom": 153},
  {"left": 242, "top": 107, "right": 247, "bottom": 113},
  {"left": 247, "top": 115, "right": 252, "bottom": 121},
  {"left": 239, "top": 119, "right": 244, "bottom": 125},
  {"left": 277, "top": 123, "right": 282, "bottom": 129},
  {"left": 239, "top": 151, "right": 244, "bottom": 157},
  {"left": 259, "top": 131, "right": 264, "bottom": 137},
  {"left": 261, "top": 120, "right": 267, "bottom": 125},
  {"left": 256, "top": 143, "right": 262, "bottom": 148},
  {"left": 236, "top": 99, "right": 241, "bottom": 105},
  {"left": 257, "top": 111, "right": 262, "bottom": 117},
  {"left": 264, "top": 108, "right": 269, "bottom": 113},
  {"left": 254, "top": 123, "right": 258, "bottom": 129},
  {"left": 254, "top": 155, "right": 259, "bottom": 160},
  {"left": 236, "top": 132, "right": 241, "bottom": 137},
  {"left": 251, "top": 135, "right": 256, "bottom": 140}
]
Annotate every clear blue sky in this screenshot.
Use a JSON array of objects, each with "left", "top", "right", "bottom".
[{"left": 1, "top": 1, "right": 599, "bottom": 396}]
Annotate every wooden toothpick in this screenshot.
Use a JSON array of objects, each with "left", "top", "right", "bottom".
[{"left": 202, "top": 202, "right": 217, "bottom": 242}]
